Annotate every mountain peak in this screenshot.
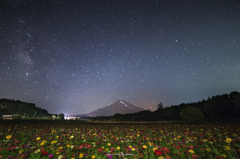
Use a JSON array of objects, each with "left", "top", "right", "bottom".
[
  {"left": 82, "top": 100, "right": 144, "bottom": 117},
  {"left": 112, "top": 100, "right": 128, "bottom": 107}
]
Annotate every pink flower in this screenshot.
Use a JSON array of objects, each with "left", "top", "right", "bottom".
[{"left": 106, "top": 154, "right": 113, "bottom": 158}]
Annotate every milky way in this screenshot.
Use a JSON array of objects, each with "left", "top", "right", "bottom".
[{"left": 0, "top": 0, "right": 240, "bottom": 115}]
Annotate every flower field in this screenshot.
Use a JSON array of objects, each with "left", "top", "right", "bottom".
[{"left": 0, "top": 123, "right": 240, "bottom": 159}]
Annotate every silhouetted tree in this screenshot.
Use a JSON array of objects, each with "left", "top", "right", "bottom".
[
  {"left": 0, "top": 98, "right": 51, "bottom": 118},
  {"left": 109, "top": 91, "right": 240, "bottom": 122},
  {"left": 57, "top": 113, "right": 65, "bottom": 120},
  {"left": 157, "top": 102, "right": 164, "bottom": 110},
  {"left": 180, "top": 106, "right": 205, "bottom": 123}
]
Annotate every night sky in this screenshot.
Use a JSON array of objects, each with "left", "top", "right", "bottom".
[{"left": 1, "top": 0, "right": 240, "bottom": 115}]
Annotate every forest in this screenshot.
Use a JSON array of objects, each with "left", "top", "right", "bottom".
[
  {"left": 110, "top": 91, "right": 240, "bottom": 123},
  {"left": 0, "top": 98, "right": 52, "bottom": 119},
  {"left": 1, "top": 91, "right": 240, "bottom": 122}
]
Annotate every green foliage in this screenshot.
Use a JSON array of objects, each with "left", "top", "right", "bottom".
[
  {"left": 231, "top": 91, "right": 240, "bottom": 108},
  {"left": 14, "top": 115, "right": 21, "bottom": 120},
  {"left": 109, "top": 91, "right": 240, "bottom": 122},
  {"left": 1, "top": 91, "right": 240, "bottom": 122},
  {"left": 180, "top": 106, "right": 205, "bottom": 123},
  {"left": 0, "top": 98, "right": 52, "bottom": 118},
  {"left": 203, "top": 102, "right": 217, "bottom": 120},
  {"left": 52, "top": 115, "right": 56, "bottom": 119},
  {"left": 46, "top": 116, "right": 53, "bottom": 120},
  {"left": 57, "top": 113, "right": 64, "bottom": 120}
]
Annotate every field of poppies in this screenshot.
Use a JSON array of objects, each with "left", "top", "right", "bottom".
[{"left": 0, "top": 122, "right": 240, "bottom": 159}]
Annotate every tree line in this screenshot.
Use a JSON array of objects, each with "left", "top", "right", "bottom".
[
  {"left": 0, "top": 98, "right": 53, "bottom": 119},
  {"left": 110, "top": 91, "right": 240, "bottom": 123},
  {"left": 1, "top": 91, "right": 239, "bottom": 122}
]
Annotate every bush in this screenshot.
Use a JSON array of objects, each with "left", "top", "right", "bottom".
[{"left": 180, "top": 106, "right": 205, "bottom": 123}]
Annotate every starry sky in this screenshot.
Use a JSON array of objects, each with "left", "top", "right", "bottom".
[{"left": 1, "top": 0, "right": 240, "bottom": 115}]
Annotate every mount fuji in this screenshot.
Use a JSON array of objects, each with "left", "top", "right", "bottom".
[{"left": 72, "top": 100, "right": 145, "bottom": 117}]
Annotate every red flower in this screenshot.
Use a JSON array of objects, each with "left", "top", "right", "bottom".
[
  {"left": 14, "top": 140, "right": 19, "bottom": 144},
  {"left": 216, "top": 156, "right": 224, "bottom": 159},
  {"left": 174, "top": 145, "right": 180, "bottom": 149},
  {"left": 59, "top": 148, "right": 64, "bottom": 153},
  {"left": 20, "top": 154, "right": 27, "bottom": 158},
  {"left": 40, "top": 148, "right": 45, "bottom": 153},
  {"left": 97, "top": 148, "right": 103, "bottom": 153},
  {"left": 110, "top": 147, "right": 115, "bottom": 152},
  {"left": 198, "top": 141, "right": 204, "bottom": 144},
  {"left": 162, "top": 147, "right": 170, "bottom": 154},
  {"left": 191, "top": 154, "right": 201, "bottom": 159},
  {"left": 139, "top": 154, "right": 143, "bottom": 157},
  {"left": 189, "top": 145, "right": 195, "bottom": 149},
  {"left": 155, "top": 149, "right": 162, "bottom": 155},
  {"left": 200, "top": 148, "right": 205, "bottom": 151},
  {"left": 43, "top": 151, "right": 48, "bottom": 155}
]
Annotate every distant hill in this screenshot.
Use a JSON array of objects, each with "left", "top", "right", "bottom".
[
  {"left": 72, "top": 100, "right": 145, "bottom": 117},
  {"left": 0, "top": 98, "right": 52, "bottom": 118}
]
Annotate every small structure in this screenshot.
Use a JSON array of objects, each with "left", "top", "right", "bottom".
[
  {"left": 2, "top": 114, "right": 20, "bottom": 120},
  {"left": 64, "top": 116, "right": 81, "bottom": 120}
]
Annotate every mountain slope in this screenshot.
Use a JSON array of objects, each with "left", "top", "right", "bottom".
[{"left": 79, "top": 100, "right": 145, "bottom": 117}]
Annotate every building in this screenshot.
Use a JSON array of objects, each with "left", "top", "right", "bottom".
[
  {"left": 2, "top": 114, "right": 20, "bottom": 120},
  {"left": 64, "top": 116, "right": 81, "bottom": 120}
]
